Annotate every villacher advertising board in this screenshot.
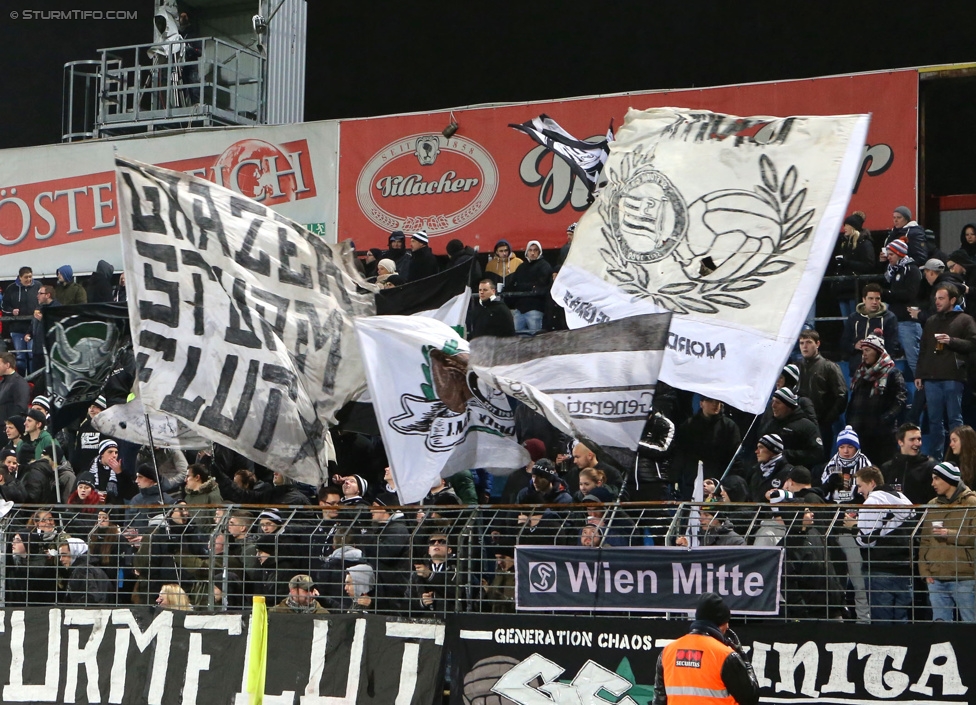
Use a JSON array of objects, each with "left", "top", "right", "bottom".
[
  {"left": 338, "top": 69, "right": 917, "bottom": 253},
  {"left": 449, "top": 613, "right": 974, "bottom": 705},
  {"left": 515, "top": 545, "right": 783, "bottom": 614}
]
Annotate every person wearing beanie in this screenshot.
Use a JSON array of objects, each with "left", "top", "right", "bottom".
[
  {"left": 344, "top": 563, "right": 376, "bottom": 612},
  {"left": 70, "top": 399, "right": 109, "bottom": 478},
  {"left": 882, "top": 231, "right": 924, "bottom": 376},
  {"left": 831, "top": 212, "right": 876, "bottom": 319},
  {"left": 748, "top": 433, "right": 794, "bottom": 502},
  {"left": 445, "top": 237, "right": 483, "bottom": 289},
  {"left": 362, "top": 247, "right": 384, "bottom": 280},
  {"left": 846, "top": 333, "right": 907, "bottom": 466},
  {"left": 484, "top": 239, "right": 523, "bottom": 290},
  {"left": 945, "top": 250, "right": 976, "bottom": 313},
  {"left": 781, "top": 364, "right": 801, "bottom": 393},
  {"left": 124, "top": 463, "right": 176, "bottom": 533},
  {"left": 795, "top": 329, "right": 847, "bottom": 461},
  {"left": 884, "top": 205, "right": 927, "bottom": 265},
  {"left": 364, "top": 491, "right": 411, "bottom": 612},
  {"left": 500, "top": 438, "right": 548, "bottom": 504},
  {"left": 517, "top": 459, "right": 572, "bottom": 504},
  {"left": 508, "top": 239, "right": 553, "bottom": 335},
  {"left": 406, "top": 230, "right": 439, "bottom": 282},
  {"left": 383, "top": 230, "right": 412, "bottom": 280},
  {"left": 843, "top": 465, "right": 914, "bottom": 622},
  {"left": 840, "top": 283, "right": 901, "bottom": 374},
  {"left": 821, "top": 426, "right": 874, "bottom": 503},
  {"left": 915, "top": 282, "right": 976, "bottom": 461},
  {"left": 671, "top": 396, "right": 741, "bottom": 500},
  {"left": 760, "top": 382, "right": 824, "bottom": 470},
  {"left": 654, "top": 592, "right": 759, "bottom": 705},
  {"left": 919, "top": 461, "right": 976, "bottom": 622}
]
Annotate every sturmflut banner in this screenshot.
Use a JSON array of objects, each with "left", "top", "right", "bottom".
[
  {"left": 469, "top": 313, "right": 671, "bottom": 448},
  {"left": 515, "top": 545, "right": 783, "bottom": 614},
  {"left": 551, "top": 108, "right": 870, "bottom": 414},
  {"left": 0, "top": 608, "right": 443, "bottom": 705},
  {"left": 117, "top": 158, "right": 376, "bottom": 485}
]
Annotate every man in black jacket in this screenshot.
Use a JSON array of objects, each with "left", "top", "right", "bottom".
[
  {"left": 2, "top": 267, "right": 39, "bottom": 375},
  {"left": 914, "top": 283, "right": 976, "bottom": 461},
  {"left": 797, "top": 331, "right": 847, "bottom": 459},
  {"left": 445, "top": 238, "right": 483, "bottom": 289},
  {"left": 759, "top": 388, "right": 823, "bottom": 470},
  {"left": 469, "top": 280, "right": 515, "bottom": 340},
  {"left": 653, "top": 592, "right": 759, "bottom": 705},
  {"left": 671, "top": 397, "right": 741, "bottom": 500},
  {"left": 0, "top": 352, "right": 29, "bottom": 426},
  {"left": 407, "top": 231, "right": 439, "bottom": 281},
  {"left": 881, "top": 423, "right": 937, "bottom": 504},
  {"left": 363, "top": 492, "right": 411, "bottom": 611}
]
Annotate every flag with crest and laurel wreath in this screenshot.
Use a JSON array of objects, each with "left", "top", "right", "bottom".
[{"left": 552, "top": 107, "right": 870, "bottom": 413}]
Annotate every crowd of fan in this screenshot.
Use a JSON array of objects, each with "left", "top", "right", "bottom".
[{"left": 0, "top": 211, "right": 975, "bottom": 621}]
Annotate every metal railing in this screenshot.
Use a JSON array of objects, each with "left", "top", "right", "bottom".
[
  {"left": 62, "top": 36, "right": 264, "bottom": 140},
  {"left": 1, "top": 501, "right": 970, "bottom": 622}
]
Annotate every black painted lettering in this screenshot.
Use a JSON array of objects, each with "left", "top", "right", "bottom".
[
  {"left": 231, "top": 196, "right": 271, "bottom": 275},
  {"left": 188, "top": 180, "right": 230, "bottom": 255},
  {"left": 121, "top": 171, "right": 166, "bottom": 234},
  {"left": 198, "top": 356, "right": 258, "bottom": 439},
  {"left": 160, "top": 345, "right": 205, "bottom": 421},
  {"left": 254, "top": 363, "right": 298, "bottom": 451},
  {"left": 277, "top": 226, "right": 313, "bottom": 288},
  {"left": 224, "top": 278, "right": 262, "bottom": 349}
]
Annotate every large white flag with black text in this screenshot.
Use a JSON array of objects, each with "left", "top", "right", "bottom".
[
  {"left": 355, "top": 316, "right": 528, "bottom": 504},
  {"left": 552, "top": 108, "right": 870, "bottom": 413},
  {"left": 116, "top": 158, "right": 376, "bottom": 485},
  {"left": 469, "top": 313, "right": 671, "bottom": 449}
]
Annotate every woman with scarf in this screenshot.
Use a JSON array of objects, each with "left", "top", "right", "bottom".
[{"left": 844, "top": 334, "right": 907, "bottom": 467}]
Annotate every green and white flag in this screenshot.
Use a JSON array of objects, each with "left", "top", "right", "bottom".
[{"left": 355, "top": 315, "right": 528, "bottom": 504}]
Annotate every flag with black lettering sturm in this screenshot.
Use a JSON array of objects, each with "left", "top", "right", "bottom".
[
  {"left": 116, "top": 157, "right": 376, "bottom": 485},
  {"left": 551, "top": 108, "right": 870, "bottom": 414},
  {"left": 355, "top": 315, "right": 528, "bottom": 504},
  {"left": 468, "top": 313, "right": 671, "bottom": 449},
  {"left": 509, "top": 114, "right": 613, "bottom": 195}
]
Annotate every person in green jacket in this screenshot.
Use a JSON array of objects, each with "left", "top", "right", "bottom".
[
  {"left": 19, "top": 409, "right": 61, "bottom": 463},
  {"left": 53, "top": 265, "right": 88, "bottom": 306}
]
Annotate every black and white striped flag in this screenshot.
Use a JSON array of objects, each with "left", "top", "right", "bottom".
[{"left": 509, "top": 114, "right": 613, "bottom": 196}]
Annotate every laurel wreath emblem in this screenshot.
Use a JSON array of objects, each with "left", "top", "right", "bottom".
[{"left": 598, "top": 151, "right": 815, "bottom": 315}]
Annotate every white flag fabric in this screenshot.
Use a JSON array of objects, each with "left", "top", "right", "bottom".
[
  {"left": 551, "top": 108, "right": 870, "bottom": 414},
  {"left": 117, "top": 157, "right": 376, "bottom": 485},
  {"left": 469, "top": 313, "right": 671, "bottom": 448},
  {"left": 92, "top": 397, "right": 211, "bottom": 450},
  {"left": 355, "top": 316, "right": 528, "bottom": 504}
]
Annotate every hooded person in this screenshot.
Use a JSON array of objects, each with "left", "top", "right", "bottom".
[
  {"left": 821, "top": 426, "right": 874, "bottom": 503},
  {"left": 846, "top": 334, "right": 907, "bottom": 465},
  {"left": 53, "top": 265, "right": 87, "bottom": 305},
  {"left": 86, "top": 259, "right": 115, "bottom": 303},
  {"left": 508, "top": 239, "right": 553, "bottom": 335},
  {"left": 344, "top": 563, "right": 376, "bottom": 612},
  {"left": 959, "top": 222, "right": 976, "bottom": 260},
  {"left": 484, "top": 239, "right": 523, "bottom": 289},
  {"left": 407, "top": 230, "right": 440, "bottom": 281},
  {"left": 383, "top": 230, "right": 412, "bottom": 280},
  {"left": 57, "top": 537, "right": 111, "bottom": 605},
  {"left": 445, "top": 238, "right": 483, "bottom": 289},
  {"left": 363, "top": 247, "right": 384, "bottom": 279}
]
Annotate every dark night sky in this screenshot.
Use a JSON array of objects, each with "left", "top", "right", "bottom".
[{"left": 1, "top": 0, "right": 973, "bottom": 194}]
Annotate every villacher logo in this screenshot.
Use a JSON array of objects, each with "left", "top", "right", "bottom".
[{"left": 356, "top": 133, "right": 498, "bottom": 237}]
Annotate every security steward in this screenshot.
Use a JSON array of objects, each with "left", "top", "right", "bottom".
[{"left": 653, "top": 593, "right": 759, "bottom": 705}]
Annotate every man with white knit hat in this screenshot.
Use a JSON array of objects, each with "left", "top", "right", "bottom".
[
  {"left": 407, "top": 230, "right": 440, "bottom": 281},
  {"left": 748, "top": 433, "right": 793, "bottom": 502},
  {"left": 847, "top": 333, "right": 907, "bottom": 465},
  {"left": 760, "top": 387, "right": 824, "bottom": 469},
  {"left": 919, "top": 461, "right": 976, "bottom": 622}
]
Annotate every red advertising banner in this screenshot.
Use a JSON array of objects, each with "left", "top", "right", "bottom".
[{"left": 338, "top": 70, "right": 918, "bottom": 253}]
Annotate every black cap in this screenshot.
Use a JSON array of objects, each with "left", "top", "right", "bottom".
[
  {"left": 695, "top": 592, "right": 731, "bottom": 625},
  {"left": 25, "top": 408, "right": 46, "bottom": 426}
]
